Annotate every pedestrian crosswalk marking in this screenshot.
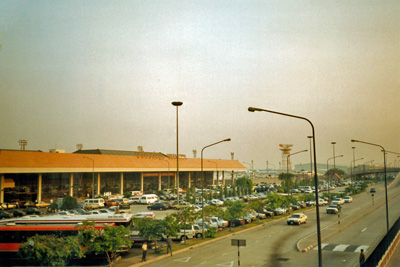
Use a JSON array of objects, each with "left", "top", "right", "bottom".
[
  {"left": 333, "top": 244, "right": 349, "bottom": 252},
  {"left": 314, "top": 244, "right": 369, "bottom": 253}
]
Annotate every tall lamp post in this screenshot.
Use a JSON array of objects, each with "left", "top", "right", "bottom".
[
  {"left": 83, "top": 156, "right": 95, "bottom": 198},
  {"left": 201, "top": 138, "right": 231, "bottom": 239},
  {"left": 287, "top": 150, "right": 308, "bottom": 195},
  {"left": 172, "top": 101, "right": 183, "bottom": 204},
  {"left": 351, "top": 139, "right": 389, "bottom": 234},
  {"left": 248, "top": 107, "right": 322, "bottom": 267},
  {"left": 326, "top": 155, "right": 343, "bottom": 199},
  {"left": 308, "top": 136, "right": 313, "bottom": 178}
]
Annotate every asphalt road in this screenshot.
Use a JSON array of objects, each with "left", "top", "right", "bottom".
[{"left": 135, "top": 176, "right": 400, "bottom": 267}]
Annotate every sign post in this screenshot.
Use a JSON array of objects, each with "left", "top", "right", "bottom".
[{"left": 231, "top": 239, "right": 246, "bottom": 266}]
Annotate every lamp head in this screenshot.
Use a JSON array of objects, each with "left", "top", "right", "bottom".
[
  {"left": 172, "top": 101, "right": 183, "bottom": 106},
  {"left": 248, "top": 107, "right": 257, "bottom": 112},
  {"left": 224, "top": 138, "right": 231, "bottom": 142}
]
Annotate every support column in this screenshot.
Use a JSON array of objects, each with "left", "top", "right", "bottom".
[
  {"left": 222, "top": 171, "right": 225, "bottom": 186},
  {"left": 188, "top": 172, "right": 191, "bottom": 188},
  {"left": 97, "top": 173, "right": 101, "bottom": 196},
  {"left": 231, "top": 171, "right": 235, "bottom": 185},
  {"left": 140, "top": 173, "right": 144, "bottom": 193},
  {"left": 158, "top": 173, "right": 162, "bottom": 191},
  {"left": 38, "top": 174, "right": 42, "bottom": 202},
  {"left": 174, "top": 173, "right": 177, "bottom": 187},
  {"left": 121, "top": 173, "right": 124, "bottom": 195},
  {"left": 0, "top": 175, "right": 4, "bottom": 203},
  {"left": 212, "top": 171, "right": 215, "bottom": 186},
  {"left": 70, "top": 174, "right": 73, "bottom": 197}
]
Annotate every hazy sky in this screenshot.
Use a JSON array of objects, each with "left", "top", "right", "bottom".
[{"left": 1, "top": 1, "right": 399, "bottom": 169}]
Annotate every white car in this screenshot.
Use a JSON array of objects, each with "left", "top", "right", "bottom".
[
  {"left": 287, "top": 213, "right": 307, "bottom": 225},
  {"left": 332, "top": 198, "right": 345, "bottom": 205},
  {"left": 318, "top": 199, "right": 328, "bottom": 206},
  {"left": 343, "top": 196, "right": 353, "bottom": 203}
]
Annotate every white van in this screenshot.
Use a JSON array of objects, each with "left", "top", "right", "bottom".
[
  {"left": 84, "top": 198, "right": 105, "bottom": 208},
  {"left": 140, "top": 194, "right": 158, "bottom": 205}
]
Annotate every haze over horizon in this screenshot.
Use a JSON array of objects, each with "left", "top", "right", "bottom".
[{"left": 1, "top": 1, "right": 399, "bottom": 169}]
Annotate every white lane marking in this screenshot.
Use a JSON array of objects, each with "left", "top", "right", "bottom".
[
  {"left": 314, "top": 243, "right": 329, "bottom": 250},
  {"left": 333, "top": 244, "right": 350, "bottom": 252},
  {"left": 174, "top": 257, "right": 191, "bottom": 262},
  {"left": 217, "top": 261, "right": 234, "bottom": 267},
  {"left": 354, "top": 246, "right": 369, "bottom": 253},
  {"left": 361, "top": 228, "right": 367, "bottom": 232}
]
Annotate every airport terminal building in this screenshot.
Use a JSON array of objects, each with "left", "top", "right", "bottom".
[{"left": 0, "top": 149, "right": 246, "bottom": 203}]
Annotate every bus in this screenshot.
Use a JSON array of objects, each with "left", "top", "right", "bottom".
[{"left": 0, "top": 223, "right": 112, "bottom": 254}]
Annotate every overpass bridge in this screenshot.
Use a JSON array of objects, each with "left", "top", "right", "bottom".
[{"left": 353, "top": 167, "right": 400, "bottom": 177}]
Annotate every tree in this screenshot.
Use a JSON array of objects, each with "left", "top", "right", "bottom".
[
  {"left": 60, "top": 195, "right": 78, "bottom": 210},
  {"left": 162, "top": 214, "right": 181, "bottom": 238},
  {"left": 135, "top": 218, "right": 165, "bottom": 253},
  {"left": 278, "top": 173, "right": 295, "bottom": 193},
  {"left": 236, "top": 177, "right": 253, "bottom": 194},
  {"left": 77, "top": 221, "right": 131, "bottom": 266},
  {"left": 172, "top": 207, "right": 199, "bottom": 243},
  {"left": 224, "top": 185, "right": 228, "bottom": 198},
  {"left": 231, "top": 183, "right": 236, "bottom": 197},
  {"left": 18, "top": 235, "right": 84, "bottom": 266},
  {"left": 247, "top": 199, "right": 265, "bottom": 221},
  {"left": 221, "top": 201, "right": 246, "bottom": 230}
]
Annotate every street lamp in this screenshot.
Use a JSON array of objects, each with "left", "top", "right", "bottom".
[
  {"left": 351, "top": 139, "right": 389, "bottom": 234},
  {"left": 331, "top": 142, "right": 336, "bottom": 171},
  {"left": 201, "top": 138, "right": 231, "bottom": 239},
  {"left": 172, "top": 101, "right": 183, "bottom": 204},
  {"left": 287, "top": 150, "right": 308, "bottom": 195},
  {"left": 326, "top": 155, "right": 343, "bottom": 199},
  {"left": 83, "top": 156, "right": 95, "bottom": 198},
  {"left": 308, "top": 136, "right": 313, "bottom": 178},
  {"left": 248, "top": 107, "right": 322, "bottom": 267}
]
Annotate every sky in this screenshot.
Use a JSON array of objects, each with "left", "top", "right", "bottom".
[{"left": 1, "top": 1, "right": 399, "bottom": 170}]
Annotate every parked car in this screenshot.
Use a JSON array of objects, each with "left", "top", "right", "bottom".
[
  {"left": 287, "top": 213, "right": 307, "bottom": 225},
  {"left": 230, "top": 218, "right": 245, "bottom": 227},
  {"left": 128, "top": 196, "right": 141, "bottom": 204},
  {"left": 343, "top": 196, "right": 353, "bottom": 203},
  {"left": 370, "top": 188, "right": 376, "bottom": 193},
  {"left": 273, "top": 207, "right": 287, "bottom": 215},
  {"left": 118, "top": 204, "right": 131, "bottom": 214},
  {"left": 147, "top": 202, "right": 169, "bottom": 210},
  {"left": 261, "top": 209, "right": 275, "bottom": 218},
  {"left": 209, "top": 217, "right": 229, "bottom": 228},
  {"left": 0, "top": 211, "right": 13, "bottom": 219},
  {"left": 0, "top": 203, "right": 17, "bottom": 210},
  {"left": 326, "top": 204, "right": 341, "bottom": 214},
  {"left": 23, "top": 201, "right": 36, "bottom": 207},
  {"left": 9, "top": 210, "right": 27, "bottom": 217},
  {"left": 35, "top": 201, "right": 50, "bottom": 208},
  {"left": 133, "top": 212, "right": 155, "bottom": 219},
  {"left": 23, "top": 207, "right": 42, "bottom": 215}
]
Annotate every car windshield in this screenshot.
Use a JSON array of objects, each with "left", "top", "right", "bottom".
[{"left": 291, "top": 214, "right": 300, "bottom": 218}]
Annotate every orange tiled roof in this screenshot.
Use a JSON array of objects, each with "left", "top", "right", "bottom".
[{"left": 0, "top": 150, "right": 247, "bottom": 173}]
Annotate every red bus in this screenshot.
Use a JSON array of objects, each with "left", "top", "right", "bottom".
[{"left": 0, "top": 223, "right": 113, "bottom": 254}]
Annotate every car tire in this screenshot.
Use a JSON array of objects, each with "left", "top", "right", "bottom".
[{"left": 196, "top": 233, "right": 202, "bottom": 238}]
